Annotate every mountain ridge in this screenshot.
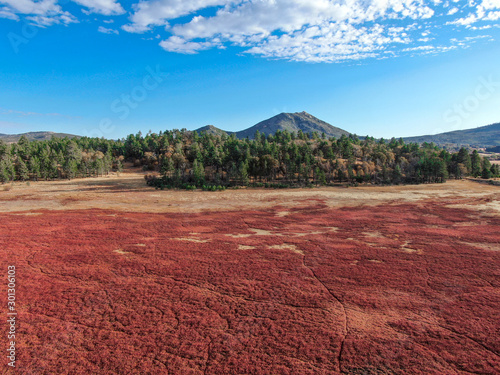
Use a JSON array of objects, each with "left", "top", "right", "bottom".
[
  {"left": 194, "top": 125, "right": 230, "bottom": 137},
  {"left": 194, "top": 111, "right": 350, "bottom": 139},
  {"left": 403, "top": 122, "right": 500, "bottom": 147},
  {"left": 2, "top": 114, "right": 500, "bottom": 148},
  {"left": 0, "top": 131, "right": 80, "bottom": 143},
  {"left": 235, "top": 111, "right": 350, "bottom": 139}
]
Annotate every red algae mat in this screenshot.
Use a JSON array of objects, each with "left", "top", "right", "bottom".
[{"left": 1, "top": 201, "right": 500, "bottom": 374}]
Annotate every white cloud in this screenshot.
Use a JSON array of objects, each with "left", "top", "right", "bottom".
[
  {"left": 0, "top": 0, "right": 60, "bottom": 15},
  {"left": 243, "top": 23, "right": 391, "bottom": 62},
  {"left": 402, "top": 45, "right": 436, "bottom": 51},
  {"left": 159, "top": 35, "right": 213, "bottom": 53},
  {"left": 26, "top": 13, "right": 77, "bottom": 26},
  {"left": 122, "top": 0, "right": 231, "bottom": 33},
  {"left": 71, "top": 0, "right": 125, "bottom": 16},
  {"left": 120, "top": 0, "right": 500, "bottom": 61},
  {"left": 124, "top": 0, "right": 439, "bottom": 60},
  {"left": 98, "top": 25, "right": 118, "bottom": 34},
  {"left": 450, "top": 12, "right": 478, "bottom": 25},
  {"left": 484, "top": 10, "right": 500, "bottom": 19},
  {"left": 450, "top": 0, "right": 500, "bottom": 25},
  {"left": 2, "top": 0, "right": 499, "bottom": 62},
  {"left": 0, "top": 0, "right": 123, "bottom": 26},
  {"left": 0, "top": 7, "right": 18, "bottom": 20},
  {"left": 482, "top": 0, "right": 500, "bottom": 10},
  {"left": 0, "top": 0, "right": 77, "bottom": 25}
]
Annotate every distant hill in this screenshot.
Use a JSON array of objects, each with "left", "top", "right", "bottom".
[
  {"left": 235, "top": 111, "right": 350, "bottom": 139},
  {"left": 194, "top": 125, "right": 229, "bottom": 137},
  {"left": 485, "top": 145, "right": 500, "bottom": 153},
  {"left": 6, "top": 117, "right": 499, "bottom": 148},
  {"left": 403, "top": 122, "right": 500, "bottom": 147},
  {"left": 0, "top": 131, "right": 80, "bottom": 143}
]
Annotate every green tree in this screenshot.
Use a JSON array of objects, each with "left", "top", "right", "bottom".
[
  {"left": 64, "top": 159, "right": 78, "bottom": 179},
  {"left": 482, "top": 167, "right": 492, "bottom": 179},
  {"left": 192, "top": 159, "right": 205, "bottom": 186},
  {"left": 470, "top": 150, "right": 481, "bottom": 177},
  {"left": 480, "top": 154, "right": 492, "bottom": 179},
  {"left": 4, "top": 157, "right": 15, "bottom": 181},
  {"left": 117, "top": 160, "right": 124, "bottom": 174},
  {"left": 436, "top": 159, "right": 449, "bottom": 182},
  {"left": 392, "top": 164, "right": 403, "bottom": 184},
  {"left": 16, "top": 159, "right": 29, "bottom": 181},
  {"left": 16, "top": 135, "right": 31, "bottom": 161},
  {"left": 238, "top": 161, "right": 249, "bottom": 185},
  {"left": 456, "top": 148, "right": 472, "bottom": 174},
  {"left": 0, "top": 159, "right": 10, "bottom": 183},
  {"left": 29, "top": 156, "right": 41, "bottom": 181},
  {"left": 490, "top": 164, "right": 500, "bottom": 178}
]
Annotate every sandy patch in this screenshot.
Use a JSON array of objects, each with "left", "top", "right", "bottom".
[
  {"left": 292, "top": 231, "right": 325, "bottom": 237},
  {"left": 269, "top": 244, "right": 304, "bottom": 255},
  {"left": 113, "top": 249, "right": 130, "bottom": 255},
  {"left": 11, "top": 212, "right": 43, "bottom": 216},
  {"left": 460, "top": 241, "right": 500, "bottom": 252},
  {"left": 174, "top": 237, "right": 210, "bottom": 243},
  {"left": 238, "top": 245, "right": 257, "bottom": 250},
  {"left": 401, "top": 241, "right": 423, "bottom": 254},
  {"left": 250, "top": 228, "right": 276, "bottom": 236},
  {"left": 226, "top": 228, "right": 282, "bottom": 238},
  {"left": 226, "top": 233, "right": 252, "bottom": 238},
  {"left": 363, "top": 231, "right": 385, "bottom": 238}
]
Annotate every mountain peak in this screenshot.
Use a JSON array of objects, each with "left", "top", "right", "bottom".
[
  {"left": 277, "top": 111, "right": 309, "bottom": 117},
  {"left": 235, "top": 111, "right": 350, "bottom": 139},
  {"left": 194, "top": 125, "right": 229, "bottom": 137}
]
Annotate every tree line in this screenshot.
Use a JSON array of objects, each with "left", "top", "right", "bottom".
[
  {"left": 0, "top": 136, "right": 121, "bottom": 183},
  {"left": 1, "top": 130, "right": 498, "bottom": 187},
  {"left": 134, "top": 129, "right": 497, "bottom": 188}
]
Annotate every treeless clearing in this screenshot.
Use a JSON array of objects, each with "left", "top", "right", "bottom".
[
  {"left": 0, "top": 170, "right": 498, "bottom": 214},
  {"left": 0, "top": 172, "right": 499, "bottom": 374}
]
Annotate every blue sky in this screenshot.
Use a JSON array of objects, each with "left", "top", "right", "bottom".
[{"left": 0, "top": 0, "right": 500, "bottom": 139}]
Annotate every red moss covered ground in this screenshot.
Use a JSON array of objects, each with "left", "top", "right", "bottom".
[{"left": 1, "top": 201, "right": 499, "bottom": 374}]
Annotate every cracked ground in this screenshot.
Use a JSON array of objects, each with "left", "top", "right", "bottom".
[{"left": 0, "top": 178, "right": 499, "bottom": 374}]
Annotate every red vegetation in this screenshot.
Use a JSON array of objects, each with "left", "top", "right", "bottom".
[{"left": 1, "top": 201, "right": 499, "bottom": 374}]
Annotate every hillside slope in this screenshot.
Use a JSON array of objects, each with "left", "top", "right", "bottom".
[
  {"left": 403, "top": 122, "right": 500, "bottom": 147},
  {"left": 0, "top": 131, "right": 80, "bottom": 143},
  {"left": 235, "top": 111, "right": 350, "bottom": 139},
  {"left": 194, "top": 125, "right": 229, "bottom": 137}
]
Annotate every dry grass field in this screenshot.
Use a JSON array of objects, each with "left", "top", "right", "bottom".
[
  {"left": 1, "top": 171, "right": 499, "bottom": 374},
  {"left": 0, "top": 169, "right": 499, "bottom": 214}
]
